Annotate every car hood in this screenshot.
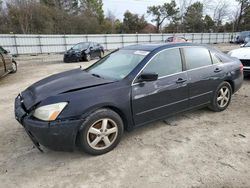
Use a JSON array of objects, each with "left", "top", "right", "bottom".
[
  {"left": 21, "top": 68, "right": 113, "bottom": 110},
  {"left": 229, "top": 47, "right": 250, "bottom": 59}
]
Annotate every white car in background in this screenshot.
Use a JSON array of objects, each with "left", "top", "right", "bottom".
[{"left": 228, "top": 42, "right": 250, "bottom": 76}]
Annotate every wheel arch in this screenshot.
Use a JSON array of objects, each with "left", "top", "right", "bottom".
[
  {"left": 102, "top": 106, "right": 128, "bottom": 130},
  {"left": 75, "top": 105, "right": 129, "bottom": 147},
  {"left": 224, "top": 79, "right": 234, "bottom": 93}
]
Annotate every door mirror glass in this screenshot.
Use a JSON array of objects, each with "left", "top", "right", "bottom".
[{"left": 138, "top": 73, "right": 158, "bottom": 82}]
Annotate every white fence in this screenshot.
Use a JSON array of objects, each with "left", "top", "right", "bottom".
[{"left": 0, "top": 33, "right": 236, "bottom": 55}]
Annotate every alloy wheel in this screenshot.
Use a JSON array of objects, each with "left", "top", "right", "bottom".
[
  {"left": 217, "top": 86, "right": 230, "bottom": 108},
  {"left": 87, "top": 118, "right": 118, "bottom": 150}
]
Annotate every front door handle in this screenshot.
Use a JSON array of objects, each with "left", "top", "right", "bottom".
[
  {"left": 176, "top": 78, "right": 187, "bottom": 84},
  {"left": 214, "top": 68, "right": 222, "bottom": 73}
]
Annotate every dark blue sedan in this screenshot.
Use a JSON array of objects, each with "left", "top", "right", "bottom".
[{"left": 15, "top": 43, "right": 244, "bottom": 155}]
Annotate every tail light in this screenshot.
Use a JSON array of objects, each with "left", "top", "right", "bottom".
[{"left": 240, "top": 64, "right": 244, "bottom": 71}]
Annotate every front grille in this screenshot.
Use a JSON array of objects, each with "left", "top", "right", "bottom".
[{"left": 240, "top": 59, "right": 250, "bottom": 67}]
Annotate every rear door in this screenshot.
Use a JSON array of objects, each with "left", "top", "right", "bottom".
[
  {"left": 131, "top": 48, "right": 189, "bottom": 126},
  {"left": 182, "top": 47, "right": 225, "bottom": 107}
]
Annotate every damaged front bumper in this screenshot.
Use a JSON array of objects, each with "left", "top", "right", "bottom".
[{"left": 14, "top": 95, "right": 83, "bottom": 152}]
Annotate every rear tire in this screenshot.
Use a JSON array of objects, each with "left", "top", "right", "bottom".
[
  {"left": 209, "top": 82, "right": 232, "bottom": 112},
  {"left": 10, "top": 61, "right": 17, "bottom": 74},
  {"left": 78, "top": 109, "right": 124, "bottom": 155}
]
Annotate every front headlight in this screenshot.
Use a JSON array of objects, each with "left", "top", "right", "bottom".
[{"left": 33, "top": 102, "right": 68, "bottom": 121}]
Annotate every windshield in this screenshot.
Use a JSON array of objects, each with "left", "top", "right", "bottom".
[
  {"left": 86, "top": 49, "right": 149, "bottom": 80},
  {"left": 72, "top": 43, "right": 89, "bottom": 50}
]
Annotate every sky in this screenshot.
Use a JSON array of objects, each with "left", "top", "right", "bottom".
[
  {"left": 102, "top": 0, "right": 239, "bottom": 23},
  {"left": 103, "top": 0, "right": 167, "bottom": 21}
]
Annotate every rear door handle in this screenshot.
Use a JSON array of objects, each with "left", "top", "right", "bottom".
[
  {"left": 176, "top": 78, "right": 187, "bottom": 84},
  {"left": 214, "top": 68, "right": 222, "bottom": 73}
]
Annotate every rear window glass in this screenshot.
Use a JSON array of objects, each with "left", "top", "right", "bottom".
[
  {"left": 210, "top": 52, "right": 222, "bottom": 64},
  {"left": 184, "top": 47, "right": 212, "bottom": 69}
]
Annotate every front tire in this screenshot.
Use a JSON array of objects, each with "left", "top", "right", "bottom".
[
  {"left": 78, "top": 109, "right": 124, "bottom": 155},
  {"left": 99, "top": 51, "right": 104, "bottom": 59},
  {"left": 10, "top": 61, "right": 17, "bottom": 73},
  {"left": 209, "top": 82, "right": 232, "bottom": 112}
]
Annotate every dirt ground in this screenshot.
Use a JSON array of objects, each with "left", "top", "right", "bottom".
[{"left": 0, "top": 43, "right": 250, "bottom": 188}]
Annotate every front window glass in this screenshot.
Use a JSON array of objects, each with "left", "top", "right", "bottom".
[
  {"left": 143, "top": 48, "right": 183, "bottom": 77},
  {"left": 184, "top": 47, "right": 212, "bottom": 69},
  {"left": 86, "top": 50, "right": 148, "bottom": 80}
]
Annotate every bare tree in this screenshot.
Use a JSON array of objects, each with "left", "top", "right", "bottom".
[
  {"left": 235, "top": 0, "right": 250, "bottom": 31},
  {"left": 177, "top": 0, "right": 193, "bottom": 32},
  {"left": 7, "top": 0, "right": 36, "bottom": 34},
  {"left": 228, "top": 6, "right": 241, "bottom": 32},
  {"left": 213, "top": 0, "right": 230, "bottom": 28},
  {"left": 106, "top": 10, "right": 117, "bottom": 33}
]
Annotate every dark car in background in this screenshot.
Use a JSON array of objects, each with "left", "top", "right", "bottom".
[
  {"left": 15, "top": 43, "right": 243, "bottom": 155},
  {"left": 64, "top": 42, "right": 104, "bottom": 63},
  {"left": 165, "top": 36, "right": 188, "bottom": 43},
  {"left": 0, "top": 46, "right": 17, "bottom": 78},
  {"left": 235, "top": 31, "right": 250, "bottom": 44}
]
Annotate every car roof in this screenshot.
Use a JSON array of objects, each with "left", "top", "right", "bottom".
[{"left": 123, "top": 42, "right": 201, "bottom": 52}]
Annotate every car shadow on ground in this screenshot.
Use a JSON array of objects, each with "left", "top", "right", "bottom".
[{"left": 31, "top": 108, "right": 214, "bottom": 159}]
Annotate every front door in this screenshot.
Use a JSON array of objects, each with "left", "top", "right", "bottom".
[{"left": 131, "top": 48, "right": 189, "bottom": 126}]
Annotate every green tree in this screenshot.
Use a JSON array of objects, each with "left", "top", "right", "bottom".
[
  {"left": 204, "top": 15, "right": 215, "bottom": 32},
  {"left": 147, "top": 0, "right": 179, "bottom": 33},
  {"left": 102, "top": 11, "right": 122, "bottom": 34},
  {"left": 183, "top": 2, "right": 204, "bottom": 32},
  {"left": 40, "top": 0, "right": 79, "bottom": 14},
  {"left": 122, "top": 11, "right": 147, "bottom": 33},
  {"left": 79, "top": 0, "right": 104, "bottom": 23}
]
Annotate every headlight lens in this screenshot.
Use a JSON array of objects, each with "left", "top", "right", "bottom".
[{"left": 33, "top": 102, "right": 68, "bottom": 121}]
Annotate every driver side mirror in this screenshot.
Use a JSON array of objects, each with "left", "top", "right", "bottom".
[
  {"left": 89, "top": 46, "right": 93, "bottom": 50},
  {"left": 137, "top": 73, "right": 158, "bottom": 83},
  {"left": 240, "top": 44, "right": 245, "bottom": 48}
]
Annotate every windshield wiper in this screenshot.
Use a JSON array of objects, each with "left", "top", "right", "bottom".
[{"left": 92, "top": 73, "right": 102, "bottom": 78}]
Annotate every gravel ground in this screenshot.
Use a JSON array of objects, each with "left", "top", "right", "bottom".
[{"left": 0, "top": 43, "right": 250, "bottom": 188}]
